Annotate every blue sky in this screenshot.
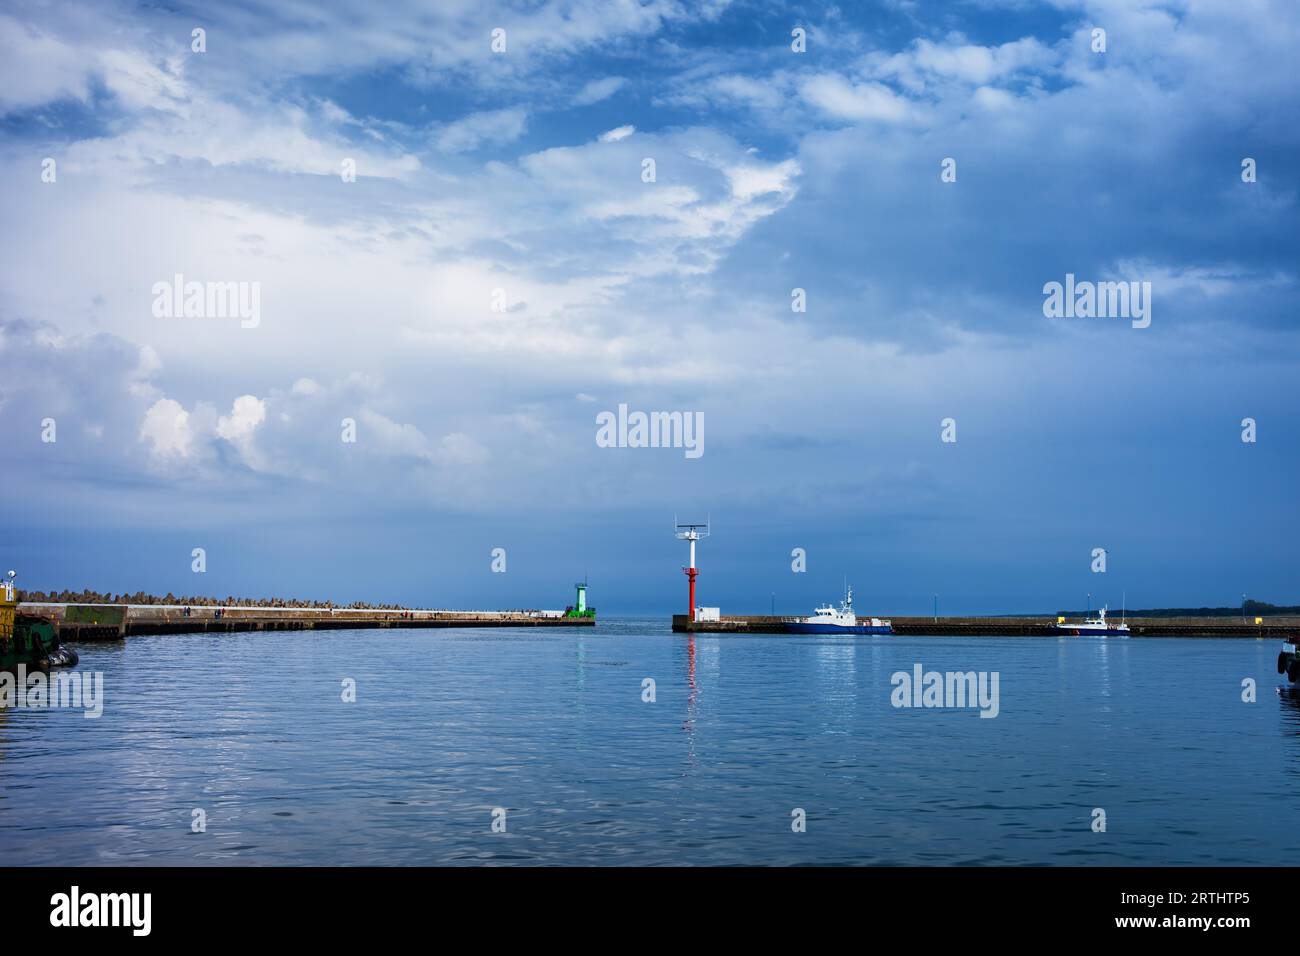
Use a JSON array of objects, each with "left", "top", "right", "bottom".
[{"left": 1, "top": 0, "right": 1297, "bottom": 615}]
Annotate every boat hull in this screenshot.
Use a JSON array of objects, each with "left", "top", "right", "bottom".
[
  {"left": 784, "top": 622, "right": 894, "bottom": 635},
  {"left": 1, "top": 614, "right": 70, "bottom": 670},
  {"left": 1278, "top": 641, "right": 1299, "bottom": 682},
  {"left": 1052, "top": 626, "right": 1130, "bottom": 637}
]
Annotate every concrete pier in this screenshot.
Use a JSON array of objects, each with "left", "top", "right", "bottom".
[
  {"left": 671, "top": 614, "right": 1300, "bottom": 638},
  {"left": 22, "top": 603, "right": 595, "bottom": 641}
]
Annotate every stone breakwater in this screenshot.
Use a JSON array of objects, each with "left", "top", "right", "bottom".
[
  {"left": 671, "top": 614, "right": 1300, "bottom": 637},
  {"left": 20, "top": 603, "right": 595, "bottom": 641}
]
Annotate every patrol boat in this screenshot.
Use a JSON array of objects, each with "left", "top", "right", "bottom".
[
  {"left": 1052, "top": 605, "right": 1130, "bottom": 637},
  {"left": 785, "top": 586, "right": 893, "bottom": 635}
]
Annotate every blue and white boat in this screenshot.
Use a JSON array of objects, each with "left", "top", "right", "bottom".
[
  {"left": 785, "top": 586, "right": 893, "bottom": 635},
  {"left": 1052, "top": 605, "right": 1130, "bottom": 637}
]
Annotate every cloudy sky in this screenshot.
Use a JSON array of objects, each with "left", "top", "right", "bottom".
[{"left": 1, "top": 0, "right": 1296, "bottom": 614}]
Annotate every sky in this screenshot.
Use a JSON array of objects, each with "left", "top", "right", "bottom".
[{"left": 0, "top": 0, "right": 1297, "bottom": 615}]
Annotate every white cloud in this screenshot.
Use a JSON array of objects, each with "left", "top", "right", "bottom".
[
  {"left": 97, "top": 48, "right": 187, "bottom": 111},
  {"left": 358, "top": 408, "right": 437, "bottom": 462},
  {"left": 573, "top": 76, "right": 625, "bottom": 106},
  {"left": 1108, "top": 260, "right": 1296, "bottom": 299},
  {"left": 217, "top": 395, "right": 267, "bottom": 443},
  {"left": 726, "top": 159, "right": 800, "bottom": 201},
  {"left": 658, "top": 71, "right": 793, "bottom": 114},
  {"left": 703, "top": 73, "right": 789, "bottom": 111},
  {"left": 435, "top": 108, "right": 529, "bottom": 153},
  {"left": 599, "top": 124, "right": 635, "bottom": 143},
  {"left": 229, "top": 1, "right": 693, "bottom": 92},
  {"left": 880, "top": 37, "right": 1058, "bottom": 88},
  {"left": 140, "top": 398, "right": 194, "bottom": 460},
  {"left": 0, "top": 14, "right": 92, "bottom": 114},
  {"left": 799, "top": 75, "right": 912, "bottom": 123},
  {"left": 3, "top": 0, "right": 1297, "bottom": 535},
  {"left": 971, "top": 86, "right": 1018, "bottom": 112},
  {"left": 436, "top": 432, "right": 490, "bottom": 466}
]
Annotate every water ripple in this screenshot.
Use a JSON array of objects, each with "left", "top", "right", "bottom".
[{"left": 0, "top": 622, "right": 1293, "bottom": 865}]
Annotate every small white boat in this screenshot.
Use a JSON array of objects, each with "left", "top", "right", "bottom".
[
  {"left": 785, "top": 586, "right": 893, "bottom": 635},
  {"left": 1053, "top": 605, "right": 1130, "bottom": 637}
]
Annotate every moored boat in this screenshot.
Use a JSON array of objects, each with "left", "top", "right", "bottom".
[
  {"left": 1052, "top": 605, "right": 1130, "bottom": 637},
  {"left": 1, "top": 571, "right": 78, "bottom": 671},
  {"left": 784, "top": 586, "right": 893, "bottom": 635},
  {"left": 1278, "top": 639, "right": 1300, "bottom": 683}
]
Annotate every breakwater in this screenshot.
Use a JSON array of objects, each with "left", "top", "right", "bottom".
[
  {"left": 22, "top": 603, "right": 595, "bottom": 641},
  {"left": 671, "top": 614, "right": 1300, "bottom": 637}
]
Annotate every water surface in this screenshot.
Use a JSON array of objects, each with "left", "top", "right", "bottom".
[{"left": 2, "top": 619, "right": 1297, "bottom": 865}]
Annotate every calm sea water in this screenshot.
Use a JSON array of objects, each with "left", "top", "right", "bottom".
[{"left": 2, "top": 618, "right": 1298, "bottom": 866}]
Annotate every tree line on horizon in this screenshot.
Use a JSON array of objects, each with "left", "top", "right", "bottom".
[{"left": 1055, "top": 599, "right": 1299, "bottom": 618}]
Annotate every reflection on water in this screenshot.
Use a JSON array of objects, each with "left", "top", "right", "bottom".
[
  {"left": 0, "top": 621, "right": 1296, "bottom": 865},
  {"left": 1277, "top": 685, "right": 1300, "bottom": 728},
  {"left": 681, "top": 634, "right": 698, "bottom": 769},
  {"left": 813, "top": 639, "right": 857, "bottom": 735},
  {"left": 1095, "top": 638, "right": 1110, "bottom": 702},
  {"left": 1276, "top": 685, "right": 1300, "bottom": 789}
]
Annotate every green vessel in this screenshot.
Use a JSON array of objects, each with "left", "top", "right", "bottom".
[{"left": 1, "top": 572, "right": 77, "bottom": 671}]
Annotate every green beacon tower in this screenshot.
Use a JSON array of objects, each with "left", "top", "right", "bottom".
[{"left": 565, "top": 580, "right": 594, "bottom": 619}]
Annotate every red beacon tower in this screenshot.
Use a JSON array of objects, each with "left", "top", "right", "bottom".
[{"left": 675, "top": 518, "right": 710, "bottom": 623}]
